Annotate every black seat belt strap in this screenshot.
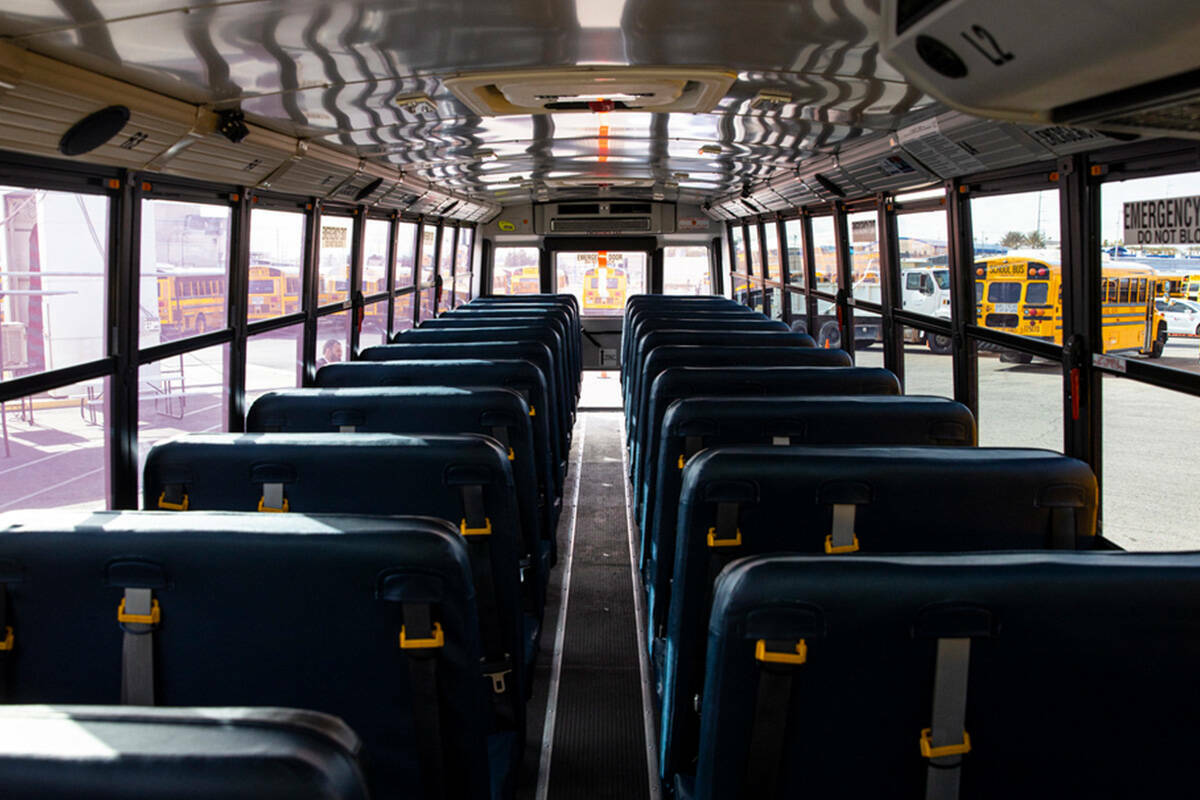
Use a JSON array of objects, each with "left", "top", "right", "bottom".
[
  {"left": 0, "top": 585, "right": 12, "bottom": 700},
  {"left": 399, "top": 602, "right": 445, "bottom": 800},
  {"left": 1049, "top": 507, "right": 1076, "bottom": 550},
  {"left": 458, "top": 484, "right": 513, "bottom": 716},
  {"left": 745, "top": 638, "right": 808, "bottom": 797}
]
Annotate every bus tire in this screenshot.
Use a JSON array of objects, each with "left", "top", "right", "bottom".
[
  {"left": 817, "top": 320, "right": 841, "bottom": 350},
  {"left": 928, "top": 333, "right": 953, "bottom": 355},
  {"left": 1150, "top": 323, "right": 1167, "bottom": 358},
  {"left": 999, "top": 349, "right": 1033, "bottom": 365}
]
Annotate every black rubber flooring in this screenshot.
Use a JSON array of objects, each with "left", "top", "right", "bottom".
[{"left": 517, "top": 412, "right": 653, "bottom": 799}]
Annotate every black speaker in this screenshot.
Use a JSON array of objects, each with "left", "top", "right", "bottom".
[
  {"left": 354, "top": 177, "right": 384, "bottom": 202},
  {"left": 59, "top": 106, "right": 131, "bottom": 156}
]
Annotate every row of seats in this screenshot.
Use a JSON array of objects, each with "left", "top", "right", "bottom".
[
  {"left": 619, "top": 296, "right": 1191, "bottom": 800},
  {"left": 0, "top": 293, "right": 582, "bottom": 799}
]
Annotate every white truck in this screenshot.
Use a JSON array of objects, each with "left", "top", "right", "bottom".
[{"left": 811, "top": 266, "right": 953, "bottom": 354}]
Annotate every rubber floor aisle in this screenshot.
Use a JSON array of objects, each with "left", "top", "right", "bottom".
[{"left": 525, "top": 411, "right": 656, "bottom": 800}]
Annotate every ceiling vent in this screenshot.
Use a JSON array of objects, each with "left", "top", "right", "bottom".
[
  {"left": 534, "top": 200, "right": 671, "bottom": 235},
  {"left": 444, "top": 67, "right": 735, "bottom": 116}
]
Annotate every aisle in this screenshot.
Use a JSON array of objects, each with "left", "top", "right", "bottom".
[{"left": 524, "top": 411, "right": 658, "bottom": 800}]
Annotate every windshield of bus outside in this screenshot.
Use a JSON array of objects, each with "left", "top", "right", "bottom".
[{"left": 1025, "top": 282, "right": 1049, "bottom": 304}]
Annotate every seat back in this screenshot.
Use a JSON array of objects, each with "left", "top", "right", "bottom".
[
  {"left": 245, "top": 386, "right": 552, "bottom": 587},
  {"left": 318, "top": 359, "right": 561, "bottom": 491},
  {"left": 426, "top": 312, "right": 579, "bottom": 394},
  {"left": 661, "top": 445, "right": 1098, "bottom": 783},
  {"left": 0, "top": 705, "right": 369, "bottom": 800},
  {"left": 142, "top": 433, "right": 529, "bottom": 728},
  {"left": 644, "top": 395, "right": 977, "bottom": 626},
  {"left": 363, "top": 340, "right": 569, "bottom": 456},
  {"left": 693, "top": 552, "right": 1200, "bottom": 798},
  {"left": 632, "top": 347, "right": 854, "bottom": 497},
  {"left": 0, "top": 510, "right": 494, "bottom": 799},
  {"left": 624, "top": 311, "right": 769, "bottom": 376}
]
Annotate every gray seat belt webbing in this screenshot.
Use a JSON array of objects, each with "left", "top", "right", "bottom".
[
  {"left": 262, "top": 482, "right": 286, "bottom": 511},
  {"left": 684, "top": 435, "right": 704, "bottom": 459},
  {"left": 120, "top": 588, "right": 157, "bottom": 706},
  {"left": 828, "top": 503, "right": 858, "bottom": 553},
  {"left": 924, "top": 637, "right": 971, "bottom": 800},
  {"left": 400, "top": 602, "right": 445, "bottom": 800},
  {"left": 338, "top": 424, "right": 356, "bottom": 432},
  {"left": 771, "top": 435, "right": 790, "bottom": 445}
]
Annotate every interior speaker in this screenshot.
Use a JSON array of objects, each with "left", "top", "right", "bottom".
[
  {"left": 354, "top": 177, "right": 384, "bottom": 202},
  {"left": 59, "top": 106, "right": 131, "bottom": 156}
]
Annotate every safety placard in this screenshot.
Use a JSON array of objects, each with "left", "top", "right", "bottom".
[{"left": 1123, "top": 195, "right": 1200, "bottom": 245}]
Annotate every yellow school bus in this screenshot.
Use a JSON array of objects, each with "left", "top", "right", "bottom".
[
  {"left": 582, "top": 254, "right": 627, "bottom": 311},
  {"left": 156, "top": 271, "right": 226, "bottom": 335},
  {"left": 247, "top": 265, "right": 301, "bottom": 321},
  {"left": 975, "top": 256, "right": 1166, "bottom": 357}
]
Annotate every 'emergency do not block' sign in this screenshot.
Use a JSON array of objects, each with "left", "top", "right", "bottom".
[{"left": 1124, "top": 195, "right": 1200, "bottom": 245}]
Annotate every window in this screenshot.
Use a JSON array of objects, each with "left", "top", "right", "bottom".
[
  {"left": 784, "top": 219, "right": 805, "bottom": 288},
  {"left": 0, "top": 187, "right": 109, "bottom": 377},
  {"left": 360, "top": 300, "right": 388, "bottom": 348},
  {"left": 763, "top": 222, "right": 781, "bottom": 281},
  {"left": 316, "top": 311, "right": 349, "bottom": 369},
  {"left": 1026, "top": 282, "right": 1050, "bottom": 305},
  {"left": 394, "top": 221, "right": 417, "bottom": 290},
  {"left": 141, "top": 198, "right": 230, "bottom": 347},
  {"left": 437, "top": 227, "right": 456, "bottom": 314},
  {"left": 137, "top": 344, "right": 230, "bottom": 497},
  {"left": 556, "top": 251, "right": 646, "bottom": 315},
  {"left": 419, "top": 224, "right": 436, "bottom": 285},
  {"left": 393, "top": 292, "right": 415, "bottom": 333},
  {"left": 898, "top": 209, "right": 951, "bottom": 321},
  {"left": 749, "top": 224, "right": 764, "bottom": 277},
  {"left": 493, "top": 247, "right": 540, "bottom": 294},
  {"left": 418, "top": 287, "right": 436, "bottom": 322},
  {"left": 454, "top": 228, "right": 474, "bottom": 306},
  {"left": 318, "top": 215, "right": 353, "bottom": 306},
  {"left": 362, "top": 219, "right": 390, "bottom": 296},
  {"left": 730, "top": 225, "right": 748, "bottom": 273},
  {"left": 663, "top": 246, "right": 711, "bottom": 294},
  {"left": 988, "top": 283, "right": 1022, "bottom": 303},
  {"left": 810, "top": 216, "right": 837, "bottom": 292},
  {"left": 245, "top": 324, "right": 304, "bottom": 408},
  {"left": 249, "top": 207, "right": 304, "bottom": 322},
  {"left": 0, "top": 377, "right": 111, "bottom": 512}
]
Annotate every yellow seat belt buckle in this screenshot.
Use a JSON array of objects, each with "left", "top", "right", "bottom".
[
  {"left": 920, "top": 728, "right": 971, "bottom": 758},
  {"left": 755, "top": 639, "right": 806, "bottom": 665},
  {"left": 0, "top": 626, "right": 13, "bottom": 651},
  {"left": 258, "top": 496, "right": 289, "bottom": 513},
  {"left": 824, "top": 534, "right": 860, "bottom": 554},
  {"left": 117, "top": 598, "right": 161, "bottom": 626},
  {"left": 678, "top": 454, "right": 686, "bottom": 470},
  {"left": 157, "top": 492, "right": 189, "bottom": 511},
  {"left": 529, "top": 406, "right": 536, "bottom": 417},
  {"left": 706, "top": 527, "right": 742, "bottom": 547},
  {"left": 460, "top": 517, "right": 493, "bottom": 537},
  {"left": 508, "top": 447, "right": 516, "bottom": 462},
  {"left": 399, "top": 621, "right": 445, "bottom": 650}
]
